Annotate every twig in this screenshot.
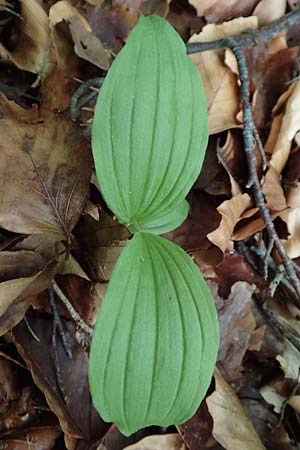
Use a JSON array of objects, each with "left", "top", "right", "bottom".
[
  {"left": 70, "top": 77, "right": 104, "bottom": 121},
  {"left": 263, "top": 235, "right": 275, "bottom": 280},
  {"left": 52, "top": 281, "right": 93, "bottom": 336},
  {"left": 187, "top": 10, "right": 300, "bottom": 299},
  {"left": 251, "top": 245, "right": 298, "bottom": 301},
  {"left": 186, "top": 9, "right": 300, "bottom": 54},
  {"left": 253, "top": 125, "right": 268, "bottom": 171},
  {"left": 229, "top": 40, "right": 300, "bottom": 299},
  {"left": 23, "top": 314, "right": 40, "bottom": 343},
  {"left": 253, "top": 294, "right": 300, "bottom": 353},
  {"left": 48, "top": 286, "right": 73, "bottom": 359}
]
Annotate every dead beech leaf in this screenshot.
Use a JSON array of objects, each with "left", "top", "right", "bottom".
[
  {"left": 215, "top": 282, "right": 257, "bottom": 380},
  {"left": 0, "top": 426, "right": 61, "bottom": 450},
  {"left": 189, "top": 0, "right": 260, "bottom": 22},
  {"left": 262, "top": 166, "right": 287, "bottom": 212},
  {"left": 0, "top": 0, "right": 54, "bottom": 79},
  {"left": 0, "top": 93, "right": 92, "bottom": 237},
  {"left": 0, "top": 250, "right": 55, "bottom": 335},
  {"left": 207, "top": 370, "right": 266, "bottom": 450},
  {"left": 123, "top": 434, "right": 184, "bottom": 450},
  {"left": 13, "top": 314, "right": 109, "bottom": 445},
  {"left": 189, "top": 17, "right": 258, "bottom": 134},
  {"left": 49, "top": 0, "right": 110, "bottom": 70},
  {"left": 253, "top": 0, "right": 286, "bottom": 26},
  {"left": 76, "top": 212, "right": 130, "bottom": 282},
  {"left": 278, "top": 177, "right": 300, "bottom": 258},
  {"left": 267, "top": 81, "right": 300, "bottom": 174},
  {"left": 207, "top": 193, "right": 252, "bottom": 252},
  {"left": 233, "top": 210, "right": 280, "bottom": 241}
]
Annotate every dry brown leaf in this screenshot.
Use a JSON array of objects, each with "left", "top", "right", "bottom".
[
  {"left": 233, "top": 210, "right": 281, "bottom": 241},
  {"left": 0, "top": 0, "right": 54, "bottom": 80},
  {"left": 189, "top": 17, "right": 258, "bottom": 134},
  {"left": 215, "top": 282, "right": 257, "bottom": 380},
  {"left": 13, "top": 314, "right": 109, "bottom": 446},
  {"left": 0, "top": 93, "right": 91, "bottom": 237},
  {"left": 267, "top": 81, "right": 300, "bottom": 173},
  {"left": 279, "top": 184, "right": 300, "bottom": 258},
  {"left": 262, "top": 166, "right": 287, "bottom": 211},
  {"left": 207, "top": 193, "right": 252, "bottom": 252},
  {"left": 122, "top": 434, "right": 184, "bottom": 450},
  {"left": 0, "top": 249, "right": 55, "bottom": 334},
  {"left": 0, "top": 426, "right": 61, "bottom": 450},
  {"left": 189, "top": 0, "right": 260, "bottom": 22},
  {"left": 207, "top": 370, "right": 266, "bottom": 450},
  {"left": 287, "top": 0, "right": 300, "bottom": 8},
  {"left": 76, "top": 212, "right": 129, "bottom": 282},
  {"left": 253, "top": 0, "right": 286, "bottom": 26},
  {"left": 49, "top": 1, "right": 110, "bottom": 70}
]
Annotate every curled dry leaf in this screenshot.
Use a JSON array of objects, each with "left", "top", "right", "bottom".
[
  {"left": 189, "top": 17, "right": 258, "bottom": 134},
  {"left": 0, "top": 0, "right": 54, "bottom": 79},
  {"left": 207, "top": 370, "right": 266, "bottom": 450},
  {"left": 266, "top": 81, "right": 300, "bottom": 174},
  {"left": 49, "top": 0, "right": 110, "bottom": 70},
  {"left": 253, "top": 0, "right": 286, "bottom": 26},
  {"left": 0, "top": 92, "right": 92, "bottom": 237},
  {"left": 122, "top": 434, "right": 184, "bottom": 450},
  {"left": 207, "top": 193, "right": 252, "bottom": 252}
]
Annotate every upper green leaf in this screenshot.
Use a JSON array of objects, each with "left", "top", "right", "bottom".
[
  {"left": 89, "top": 232, "right": 219, "bottom": 436},
  {"left": 92, "top": 15, "right": 208, "bottom": 234}
]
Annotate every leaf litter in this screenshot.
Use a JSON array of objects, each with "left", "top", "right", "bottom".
[{"left": 1, "top": 0, "right": 300, "bottom": 449}]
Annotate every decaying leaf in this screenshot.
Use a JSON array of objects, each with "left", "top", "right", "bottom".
[
  {"left": 49, "top": 1, "right": 110, "bottom": 70},
  {"left": 0, "top": 92, "right": 92, "bottom": 237},
  {"left": 76, "top": 212, "right": 129, "bottom": 282},
  {"left": 189, "top": 0, "right": 260, "bottom": 22},
  {"left": 0, "top": 0, "right": 54, "bottom": 79},
  {"left": 207, "top": 370, "right": 266, "bottom": 450},
  {"left": 189, "top": 17, "right": 258, "bottom": 134},
  {"left": 122, "top": 434, "right": 184, "bottom": 450},
  {"left": 266, "top": 81, "right": 300, "bottom": 174},
  {"left": 13, "top": 314, "right": 109, "bottom": 447},
  {"left": 207, "top": 193, "right": 252, "bottom": 252},
  {"left": 253, "top": 0, "right": 287, "bottom": 26},
  {"left": 262, "top": 166, "right": 287, "bottom": 212},
  {"left": 0, "top": 426, "right": 61, "bottom": 450},
  {"left": 216, "top": 282, "right": 257, "bottom": 378}
]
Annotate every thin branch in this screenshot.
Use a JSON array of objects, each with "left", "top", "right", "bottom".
[
  {"left": 52, "top": 281, "right": 93, "bottom": 336},
  {"left": 263, "top": 235, "right": 275, "bottom": 280},
  {"left": 48, "top": 286, "right": 73, "bottom": 359},
  {"left": 186, "top": 9, "right": 300, "bottom": 54},
  {"left": 226, "top": 41, "right": 300, "bottom": 300},
  {"left": 253, "top": 125, "right": 268, "bottom": 171}
]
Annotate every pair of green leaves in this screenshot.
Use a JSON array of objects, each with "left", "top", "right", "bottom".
[{"left": 89, "top": 15, "right": 219, "bottom": 436}]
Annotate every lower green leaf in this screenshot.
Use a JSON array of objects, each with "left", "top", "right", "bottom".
[{"left": 89, "top": 233, "right": 219, "bottom": 436}]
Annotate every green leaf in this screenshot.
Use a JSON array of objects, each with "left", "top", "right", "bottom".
[
  {"left": 92, "top": 15, "right": 208, "bottom": 234},
  {"left": 89, "top": 233, "right": 219, "bottom": 436}
]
